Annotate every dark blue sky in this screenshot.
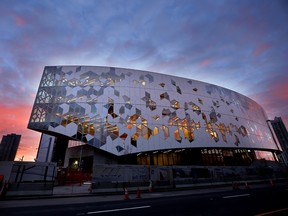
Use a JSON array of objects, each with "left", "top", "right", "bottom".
[{"left": 0, "top": 0, "right": 287, "bottom": 161}]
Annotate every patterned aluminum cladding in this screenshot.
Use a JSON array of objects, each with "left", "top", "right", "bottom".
[{"left": 28, "top": 66, "right": 278, "bottom": 156}]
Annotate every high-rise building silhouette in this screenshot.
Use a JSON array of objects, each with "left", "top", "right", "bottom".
[
  {"left": 269, "top": 117, "right": 288, "bottom": 166},
  {"left": 0, "top": 133, "right": 21, "bottom": 161}
]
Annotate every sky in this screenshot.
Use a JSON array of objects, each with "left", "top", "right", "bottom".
[{"left": 0, "top": 0, "right": 287, "bottom": 161}]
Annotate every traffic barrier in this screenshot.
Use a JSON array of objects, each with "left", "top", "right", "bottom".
[
  {"left": 136, "top": 187, "right": 141, "bottom": 198},
  {"left": 124, "top": 188, "right": 129, "bottom": 200},
  {"left": 148, "top": 180, "right": 153, "bottom": 193},
  {"left": 269, "top": 179, "right": 275, "bottom": 187},
  {"left": 245, "top": 182, "right": 250, "bottom": 189},
  {"left": 232, "top": 182, "right": 239, "bottom": 190}
]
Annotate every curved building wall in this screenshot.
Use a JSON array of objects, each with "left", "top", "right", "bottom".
[{"left": 28, "top": 66, "right": 279, "bottom": 156}]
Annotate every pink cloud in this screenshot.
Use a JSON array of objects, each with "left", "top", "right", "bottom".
[
  {"left": 13, "top": 15, "right": 27, "bottom": 26},
  {"left": 251, "top": 76, "right": 288, "bottom": 129},
  {"left": 0, "top": 103, "right": 40, "bottom": 161},
  {"left": 252, "top": 43, "right": 272, "bottom": 57},
  {"left": 200, "top": 59, "right": 212, "bottom": 67}
]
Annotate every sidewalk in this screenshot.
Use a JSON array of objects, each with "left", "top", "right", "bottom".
[
  {"left": 0, "top": 185, "right": 242, "bottom": 208},
  {"left": 49, "top": 177, "right": 288, "bottom": 197},
  {"left": 1, "top": 180, "right": 286, "bottom": 208}
]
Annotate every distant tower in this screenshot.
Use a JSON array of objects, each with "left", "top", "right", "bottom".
[
  {"left": 269, "top": 117, "right": 288, "bottom": 166},
  {"left": 0, "top": 133, "right": 21, "bottom": 161}
]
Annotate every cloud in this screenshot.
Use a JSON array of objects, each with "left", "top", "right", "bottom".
[
  {"left": 250, "top": 75, "right": 288, "bottom": 125},
  {"left": 252, "top": 43, "right": 273, "bottom": 57},
  {"left": 0, "top": 0, "right": 287, "bottom": 160},
  {"left": 200, "top": 59, "right": 213, "bottom": 67},
  {"left": 0, "top": 103, "right": 40, "bottom": 161},
  {"left": 13, "top": 14, "right": 27, "bottom": 26}
]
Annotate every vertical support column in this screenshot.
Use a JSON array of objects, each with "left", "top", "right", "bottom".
[{"left": 45, "top": 137, "right": 52, "bottom": 162}]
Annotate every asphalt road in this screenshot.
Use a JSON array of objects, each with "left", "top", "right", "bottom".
[{"left": 1, "top": 186, "right": 288, "bottom": 216}]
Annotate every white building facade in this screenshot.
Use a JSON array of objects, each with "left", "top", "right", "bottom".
[{"left": 28, "top": 66, "right": 281, "bottom": 167}]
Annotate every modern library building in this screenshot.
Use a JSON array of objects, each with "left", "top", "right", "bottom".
[{"left": 28, "top": 66, "right": 282, "bottom": 183}]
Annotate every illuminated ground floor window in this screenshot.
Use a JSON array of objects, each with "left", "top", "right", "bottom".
[{"left": 119, "top": 148, "right": 276, "bottom": 166}]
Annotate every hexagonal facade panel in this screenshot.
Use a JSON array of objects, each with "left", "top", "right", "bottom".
[{"left": 28, "top": 66, "right": 278, "bottom": 156}]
